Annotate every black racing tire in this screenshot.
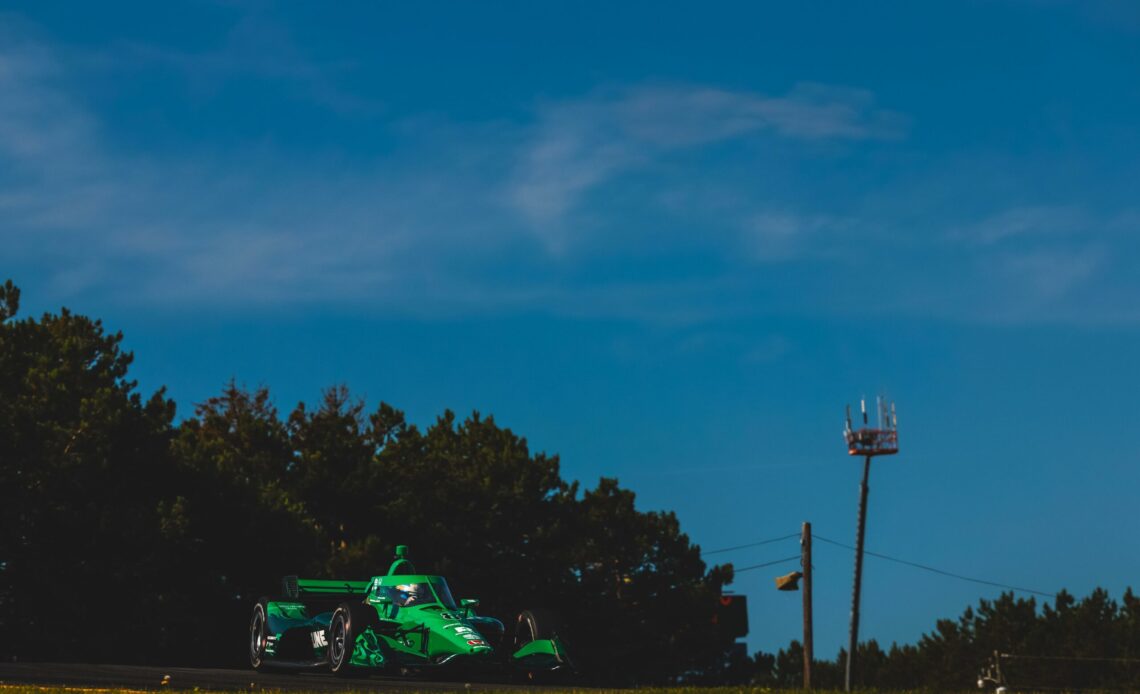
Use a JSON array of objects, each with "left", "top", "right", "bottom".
[
  {"left": 514, "top": 609, "right": 575, "bottom": 683},
  {"left": 328, "top": 601, "right": 379, "bottom": 677},
  {"left": 249, "top": 598, "right": 270, "bottom": 671},
  {"left": 515, "top": 608, "right": 560, "bottom": 647}
]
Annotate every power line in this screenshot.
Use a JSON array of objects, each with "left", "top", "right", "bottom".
[
  {"left": 704, "top": 530, "right": 1056, "bottom": 597},
  {"left": 812, "top": 533, "right": 1056, "bottom": 598},
  {"left": 702, "top": 532, "right": 800, "bottom": 556},
  {"left": 733, "top": 554, "right": 802, "bottom": 573}
]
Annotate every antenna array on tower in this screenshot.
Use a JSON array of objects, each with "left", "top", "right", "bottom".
[{"left": 843, "top": 396, "right": 899, "bottom": 457}]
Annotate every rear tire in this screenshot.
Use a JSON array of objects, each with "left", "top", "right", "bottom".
[
  {"left": 328, "top": 602, "right": 378, "bottom": 677},
  {"left": 249, "top": 600, "right": 269, "bottom": 671}
]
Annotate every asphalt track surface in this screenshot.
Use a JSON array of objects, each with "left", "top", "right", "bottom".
[{"left": 0, "top": 663, "right": 555, "bottom": 691}]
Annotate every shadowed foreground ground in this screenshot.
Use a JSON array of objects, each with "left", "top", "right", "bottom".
[
  {"left": 0, "top": 664, "right": 1088, "bottom": 693},
  {"left": 0, "top": 663, "right": 547, "bottom": 692}
]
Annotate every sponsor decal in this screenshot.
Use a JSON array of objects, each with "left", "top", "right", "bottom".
[
  {"left": 311, "top": 630, "right": 328, "bottom": 648},
  {"left": 467, "top": 639, "right": 487, "bottom": 646}
]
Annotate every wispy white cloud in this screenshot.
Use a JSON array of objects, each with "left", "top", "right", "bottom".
[
  {"left": 615, "top": 83, "right": 905, "bottom": 145},
  {"left": 0, "top": 30, "right": 101, "bottom": 186},
  {"left": 1015, "top": 0, "right": 1140, "bottom": 32},
  {"left": 115, "top": 14, "right": 383, "bottom": 115},
  {"left": 928, "top": 203, "right": 1140, "bottom": 323},
  {"left": 990, "top": 246, "right": 1107, "bottom": 301},
  {"left": 947, "top": 206, "right": 1089, "bottom": 245},
  {"left": 742, "top": 210, "right": 850, "bottom": 262},
  {"left": 506, "top": 83, "right": 907, "bottom": 238}
]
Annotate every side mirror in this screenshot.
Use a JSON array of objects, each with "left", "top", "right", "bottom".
[{"left": 460, "top": 598, "right": 479, "bottom": 608}]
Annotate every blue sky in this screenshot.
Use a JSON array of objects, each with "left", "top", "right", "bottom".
[{"left": 3, "top": 0, "right": 1140, "bottom": 657}]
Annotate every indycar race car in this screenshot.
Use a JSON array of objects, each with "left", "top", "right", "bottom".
[{"left": 248, "top": 546, "right": 571, "bottom": 677}]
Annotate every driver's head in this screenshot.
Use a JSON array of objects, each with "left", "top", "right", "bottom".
[{"left": 396, "top": 584, "right": 422, "bottom": 605}]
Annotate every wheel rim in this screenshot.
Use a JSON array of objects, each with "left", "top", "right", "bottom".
[
  {"left": 249, "top": 607, "right": 265, "bottom": 666},
  {"left": 330, "top": 612, "right": 347, "bottom": 666}
]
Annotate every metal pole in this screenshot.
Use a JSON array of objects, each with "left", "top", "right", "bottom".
[
  {"left": 802, "top": 521, "right": 813, "bottom": 689},
  {"left": 845, "top": 455, "right": 872, "bottom": 692}
]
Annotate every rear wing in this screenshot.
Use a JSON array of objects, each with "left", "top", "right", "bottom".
[{"left": 281, "top": 575, "right": 371, "bottom": 600}]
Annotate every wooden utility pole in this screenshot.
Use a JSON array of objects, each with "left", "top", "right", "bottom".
[{"left": 802, "top": 521, "right": 813, "bottom": 689}]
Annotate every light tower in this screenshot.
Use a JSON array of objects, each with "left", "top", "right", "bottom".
[{"left": 842, "top": 396, "right": 899, "bottom": 692}]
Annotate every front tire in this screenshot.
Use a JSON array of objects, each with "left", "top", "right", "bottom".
[
  {"left": 515, "top": 608, "right": 560, "bottom": 647},
  {"left": 514, "top": 609, "right": 573, "bottom": 683},
  {"left": 249, "top": 600, "right": 269, "bottom": 670},
  {"left": 328, "top": 602, "right": 378, "bottom": 677}
]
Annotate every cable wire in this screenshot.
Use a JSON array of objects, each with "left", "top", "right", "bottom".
[
  {"left": 812, "top": 533, "right": 1056, "bottom": 598},
  {"left": 702, "top": 532, "right": 800, "bottom": 556},
  {"left": 732, "top": 554, "right": 802, "bottom": 573}
]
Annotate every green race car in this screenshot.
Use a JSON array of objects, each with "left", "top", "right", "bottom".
[{"left": 248, "top": 546, "right": 571, "bottom": 677}]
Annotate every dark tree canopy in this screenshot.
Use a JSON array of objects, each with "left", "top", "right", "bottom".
[
  {"left": 0, "top": 289, "right": 175, "bottom": 661},
  {"left": 0, "top": 281, "right": 733, "bottom": 682}
]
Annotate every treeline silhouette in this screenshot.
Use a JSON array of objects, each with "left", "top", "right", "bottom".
[
  {"left": 4, "top": 279, "right": 1140, "bottom": 689},
  {"left": 716, "top": 588, "right": 1140, "bottom": 690},
  {"left": 0, "top": 280, "right": 731, "bottom": 683}
]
